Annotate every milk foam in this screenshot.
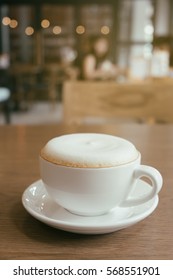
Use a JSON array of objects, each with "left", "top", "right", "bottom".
[{"left": 41, "top": 133, "right": 139, "bottom": 167}]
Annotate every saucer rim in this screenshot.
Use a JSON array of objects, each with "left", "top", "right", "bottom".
[{"left": 22, "top": 179, "right": 159, "bottom": 233}]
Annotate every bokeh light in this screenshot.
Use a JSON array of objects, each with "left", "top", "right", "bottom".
[
  {"left": 25, "top": 26, "right": 34, "bottom": 36},
  {"left": 41, "top": 19, "right": 50, "bottom": 28},
  {"left": 53, "top": 26, "right": 62, "bottom": 35},
  {"left": 9, "top": 19, "right": 18, "bottom": 28},
  {"left": 2, "top": 17, "right": 11, "bottom": 26},
  {"left": 101, "top": 25, "right": 110, "bottom": 35},
  {"left": 144, "top": 24, "right": 154, "bottom": 35},
  {"left": 76, "top": 25, "right": 85, "bottom": 34}
]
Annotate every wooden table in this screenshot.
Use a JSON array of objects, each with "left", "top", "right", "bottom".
[{"left": 0, "top": 123, "right": 172, "bottom": 260}]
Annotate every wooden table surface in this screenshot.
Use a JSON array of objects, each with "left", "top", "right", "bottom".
[{"left": 0, "top": 123, "right": 172, "bottom": 260}]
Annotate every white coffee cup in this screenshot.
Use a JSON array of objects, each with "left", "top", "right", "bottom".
[{"left": 39, "top": 133, "right": 163, "bottom": 216}]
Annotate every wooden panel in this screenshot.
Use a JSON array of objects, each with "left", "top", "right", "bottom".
[{"left": 63, "top": 80, "right": 173, "bottom": 123}]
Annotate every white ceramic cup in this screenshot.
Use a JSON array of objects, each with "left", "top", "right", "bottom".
[{"left": 40, "top": 153, "right": 162, "bottom": 216}]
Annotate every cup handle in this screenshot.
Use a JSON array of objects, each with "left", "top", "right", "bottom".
[{"left": 121, "top": 165, "right": 163, "bottom": 207}]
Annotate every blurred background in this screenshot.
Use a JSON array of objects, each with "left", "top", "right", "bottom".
[{"left": 0, "top": 0, "right": 173, "bottom": 125}]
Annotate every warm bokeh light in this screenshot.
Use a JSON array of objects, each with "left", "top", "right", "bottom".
[
  {"left": 2, "top": 17, "right": 11, "bottom": 26},
  {"left": 76, "top": 25, "right": 85, "bottom": 34},
  {"left": 9, "top": 19, "right": 18, "bottom": 28},
  {"left": 25, "top": 26, "right": 34, "bottom": 36},
  {"left": 101, "top": 25, "right": 110, "bottom": 35},
  {"left": 41, "top": 19, "right": 50, "bottom": 28},
  {"left": 53, "top": 26, "right": 62, "bottom": 35}
]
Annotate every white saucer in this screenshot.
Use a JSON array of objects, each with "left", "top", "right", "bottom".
[{"left": 22, "top": 180, "right": 159, "bottom": 234}]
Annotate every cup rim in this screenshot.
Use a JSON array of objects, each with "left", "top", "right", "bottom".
[{"left": 39, "top": 152, "right": 141, "bottom": 170}]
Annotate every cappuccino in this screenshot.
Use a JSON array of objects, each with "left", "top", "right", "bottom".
[
  {"left": 40, "top": 133, "right": 139, "bottom": 168},
  {"left": 40, "top": 133, "right": 162, "bottom": 215}
]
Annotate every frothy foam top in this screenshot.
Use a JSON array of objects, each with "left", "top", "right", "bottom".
[{"left": 40, "top": 133, "right": 139, "bottom": 168}]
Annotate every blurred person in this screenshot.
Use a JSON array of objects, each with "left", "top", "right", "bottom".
[
  {"left": 153, "top": 36, "right": 173, "bottom": 67},
  {"left": 81, "top": 35, "right": 119, "bottom": 80},
  {"left": 59, "top": 46, "right": 79, "bottom": 80},
  {"left": 51, "top": 46, "right": 79, "bottom": 102},
  {"left": 0, "top": 53, "right": 10, "bottom": 87},
  {"left": 0, "top": 53, "right": 11, "bottom": 123},
  {"left": 151, "top": 36, "right": 173, "bottom": 77}
]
